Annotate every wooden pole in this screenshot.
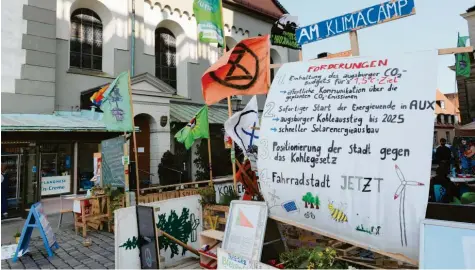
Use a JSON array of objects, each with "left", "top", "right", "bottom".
[
  {"left": 218, "top": 2, "right": 238, "bottom": 192},
  {"left": 227, "top": 97, "right": 238, "bottom": 192},
  {"left": 123, "top": 138, "right": 130, "bottom": 207},
  {"left": 207, "top": 106, "right": 214, "bottom": 186},
  {"left": 128, "top": 73, "right": 141, "bottom": 203},
  {"left": 158, "top": 229, "right": 199, "bottom": 256},
  {"left": 349, "top": 30, "right": 360, "bottom": 56}
]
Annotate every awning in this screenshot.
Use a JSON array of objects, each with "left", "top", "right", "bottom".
[
  {"left": 170, "top": 102, "right": 229, "bottom": 124},
  {"left": 1, "top": 111, "right": 135, "bottom": 132}
]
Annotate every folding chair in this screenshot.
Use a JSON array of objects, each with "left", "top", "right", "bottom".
[{"left": 58, "top": 194, "right": 77, "bottom": 229}]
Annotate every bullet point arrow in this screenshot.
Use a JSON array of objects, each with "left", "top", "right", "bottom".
[
  {"left": 270, "top": 128, "right": 277, "bottom": 132},
  {"left": 272, "top": 117, "right": 279, "bottom": 121}
]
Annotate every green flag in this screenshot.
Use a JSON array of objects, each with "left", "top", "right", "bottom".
[
  {"left": 175, "top": 106, "right": 210, "bottom": 149},
  {"left": 193, "top": 0, "right": 224, "bottom": 45},
  {"left": 456, "top": 33, "right": 471, "bottom": 78},
  {"left": 100, "top": 71, "right": 134, "bottom": 132}
]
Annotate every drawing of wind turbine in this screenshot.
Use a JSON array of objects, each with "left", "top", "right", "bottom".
[
  {"left": 394, "top": 164, "right": 425, "bottom": 246},
  {"left": 268, "top": 189, "right": 280, "bottom": 209}
]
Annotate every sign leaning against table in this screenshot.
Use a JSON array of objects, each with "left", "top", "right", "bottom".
[{"left": 258, "top": 50, "right": 437, "bottom": 261}]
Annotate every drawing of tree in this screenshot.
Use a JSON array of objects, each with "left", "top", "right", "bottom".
[
  {"left": 314, "top": 195, "right": 320, "bottom": 209},
  {"left": 119, "top": 236, "right": 143, "bottom": 250},
  {"left": 156, "top": 208, "right": 193, "bottom": 258},
  {"left": 302, "top": 192, "right": 315, "bottom": 208}
]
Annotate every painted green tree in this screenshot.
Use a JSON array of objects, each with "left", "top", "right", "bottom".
[
  {"left": 156, "top": 208, "right": 193, "bottom": 258},
  {"left": 119, "top": 236, "right": 143, "bottom": 250},
  {"left": 314, "top": 194, "right": 320, "bottom": 209},
  {"left": 302, "top": 192, "right": 315, "bottom": 208}
]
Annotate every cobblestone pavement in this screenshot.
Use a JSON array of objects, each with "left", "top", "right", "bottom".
[{"left": 2, "top": 226, "right": 115, "bottom": 269}]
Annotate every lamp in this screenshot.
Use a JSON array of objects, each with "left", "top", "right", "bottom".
[{"left": 160, "top": 115, "right": 168, "bottom": 127}]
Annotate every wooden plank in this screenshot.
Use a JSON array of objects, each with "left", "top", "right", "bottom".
[
  {"left": 438, "top": 46, "right": 473, "bottom": 55},
  {"left": 200, "top": 229, "right": 224, "bottom": 241},
  {"left": 269, "top": 46, "right": 474, "bottom": 69},
  {"left": 349, "top": 31, "right": 360, "bottom": 56}
]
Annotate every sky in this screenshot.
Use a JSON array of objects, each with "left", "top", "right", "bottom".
[{"left": 280, "top": 0, "right": 474, "bottom": 93}]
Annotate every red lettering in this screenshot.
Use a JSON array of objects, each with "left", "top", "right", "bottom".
[
  {"left": 378, "top": 59, "right": 388, "bottom": 66},
  {"left": 328, "top": 64, "right": 336, "bottom": 69},
  {"left": 307, "top": 66, "right": 316, "bottom": 72},
  {"left": 370, "top": 60, "right": 377, "bottom": 67}
]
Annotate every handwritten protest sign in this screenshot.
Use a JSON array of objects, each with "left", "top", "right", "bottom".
[
  {"left": 101, "top": 136, "right": 125, "bottom": 187},
  {"left": 258, "top": 51, "right": 436, "bottom": 261}
]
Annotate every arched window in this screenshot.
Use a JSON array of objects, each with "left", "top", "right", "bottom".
[
  {"left": 70, "top": 8, "right": 102, "bottom": 70},
  {"left": 155, "top": 27, "right": 177, "bottom": 89}
]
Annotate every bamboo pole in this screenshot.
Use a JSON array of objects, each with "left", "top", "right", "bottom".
[{"left": 128, "top": 73, "right": 141, "bottom": 203}]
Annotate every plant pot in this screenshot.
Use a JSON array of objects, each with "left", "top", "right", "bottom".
[{"left": 15, "top": 237, "right": 20, "bottom": 244}]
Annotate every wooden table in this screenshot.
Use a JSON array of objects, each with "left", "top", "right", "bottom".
[{"left": 66, "top": 195, "right": 110, "bottom": 237}]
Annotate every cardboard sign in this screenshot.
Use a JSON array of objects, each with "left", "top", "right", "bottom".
[
  {"left": 41, "top": 175, "right": 71, "bottom": 196},
  {"left": 217, "top": 248, "right": 276, "bottom": 269},
  {"left": 101, "top": 136, "right": 126, "bottom": 187},
  {"left": 115, "top": 206, "right": 140, "bottom": 269},
  {"left": 13, "top": 203, "right": 58, "bottom": 262},
  {"left": 222, "top": 201, "right": 268, "bottom": 261},
  {"left": 297, "top": 0, "right": 415, "bottom": 45},
  {"left": 258, "top": 51, "right": 437, "bottom": 261}
]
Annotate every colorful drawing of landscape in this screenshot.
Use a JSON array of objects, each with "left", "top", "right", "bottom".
[{"left": 236, "top": 209, "right": 254, "bottom": 228}]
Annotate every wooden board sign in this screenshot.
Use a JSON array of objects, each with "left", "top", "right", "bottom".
[
  {"left": 296, "top": 0, "right": 415, "bottom": 45},
  {"left": 258, "top": 51, "right": 437, "bottom": 263}
]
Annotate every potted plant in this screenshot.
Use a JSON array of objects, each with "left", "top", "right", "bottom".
[
  {"left": 14, "top": 230, "right": 21, "bottom": 244},
  {"left": 198, "top": 185, "right": 216, "bottom": 207}
]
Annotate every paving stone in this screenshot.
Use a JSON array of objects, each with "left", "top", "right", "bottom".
[
  {"left": 73, "top": 265, "right": 88, "bottom": 269},
  {"left": 23, "top": 264, "right": 38, "bottom": 269}
]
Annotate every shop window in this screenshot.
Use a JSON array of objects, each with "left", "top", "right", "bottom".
[
  {"left": 70, "top": 8, "right": 103, "bottom": 70},
  {"left": 78, "top": 143, "right": 100, "bottom": 193},
  {"left": 39, "top": 144, "right": 73, "bottom": 197},
  {"left": 155, "top": 27, "right": 177, "bottom": 89}
]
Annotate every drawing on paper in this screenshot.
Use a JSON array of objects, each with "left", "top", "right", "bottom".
[
  {"left": 267, "top": 189, "right": 280, "bottom": 209},
  {"left": 281, "top": 200, "right": 299, "bottom": 213},
  {"left": 236, "top": 209, "right": 254, "bottom": 228},
  {"left": 108, "top": 86, "right": 125, "bottom": 121},
  {"left": 156, "top": 207, "right": 198, "bottom": 258},
  {"left": 302, "top": 192, "right": 320, "bottom": 209},
  {"left": 327, "top": 201, "right": 348, "bottom": 223},
  {"left": 393, "top": 164, "right": 424, "bottom": 246},
  {"left": 356, "top": 225, "right": 381, "bottom": 235}
]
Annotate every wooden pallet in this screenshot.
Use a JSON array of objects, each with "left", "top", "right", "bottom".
[
  {"left": 203, "top": 205, "right": 229, "bottom": 231},
  {"left": 138, "top": 189, "right": 200, "bottom": 204}
]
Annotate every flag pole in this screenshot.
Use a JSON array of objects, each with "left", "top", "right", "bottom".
[
  {"left": 206, "top": 106, "right": 214, "bottom": 187},
  {"left": 128, "top": 72, "right": 141, "bottom": 203},
  {"left": 219, "top": 0, "right": 238, "bottom": 192}
]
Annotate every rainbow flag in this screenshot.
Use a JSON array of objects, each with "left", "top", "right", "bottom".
[{"left": 90, "top": 84, "right": 110, "bottom": 106}]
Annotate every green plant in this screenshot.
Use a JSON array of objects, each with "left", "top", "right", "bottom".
[
  {"left": 307, "top": 247, "right": 347, "bottom": 269},
  {"left": 198, "top": 185, "right": 216, "bottom": 206},
  {"left": 279, "top": 247, "right": 311, "bottom": 269},
  {"left": 13, "top": 229, "right": 21, "bottom": 238},
  {"left": 219, "top": 188, "right": 239, "bottom": 206}
]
